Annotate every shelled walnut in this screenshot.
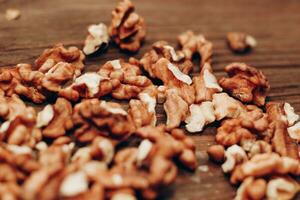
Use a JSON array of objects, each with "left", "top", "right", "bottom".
[
  {"left": 266, "top": 102, "right": 299, "bottom": 160},
  {"left": 140, "top": 41, "right": 193, "bottom": 78},
  {"left": 59, "top": 72, "right": 120, "bottom": 101},
  {"left": 227, "top": 32, "right": 257, "bottom": 53},
  {"left": 36, "top": 98, "right": 73, "bottom": 138},
  {"left": 230, "top": 153, "right": 300, "bottom": 184},
  {"left": 98, "top": 59, "right": 153, "bottom": 100},
  {"left": 0, "top": 64, "right": 46, "bottom": 103},
  {"left": 216, "top": 105, "right": 268, "bottom": 146},
  {"left": 0, "top": 95, "right": 41, "bottom": 147},
  {"left": 219, "top": 63, "right": 270, "bottom": 106},
  {"left": 72, "top": 99, "right": 134, "bottom": 142},
  {"left": 193, "top": 62, "right": 222, "bottom": 103},
  {"left": 178, "top": 30, "right": 213, "bottom": 67},
  {"left": 83, "top": 23, "right": 109, "bottom": 55},
  {"left": 35, "top": 43, "right": 85, "bottom": 76},
  {"left": 109, "top": 0, "right": 146, "bottom": 52}
]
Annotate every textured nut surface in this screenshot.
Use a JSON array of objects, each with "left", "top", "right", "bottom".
[
  {"left": 193, "top": 62, "right": 222, "bottom": 103},
  {"left": 178, "top": 30, "right": 213, "bottom": 67},
  {"left": 73, "top": 99, "right": 134, "bottom": 142},
  {"left": 267, "top": 102, "right": 299, "bottom": 160},
  {"left": 99, "top": 59, "right": 153, "bottom": 100},
  {"left": 212, "top": 93, "right": 245, "bottom": 121},
  {"left": 35, "top": 43, "right": 85, "bottom": 76},
  {"left": 109, "top": 0, "right": 145, "bottom": 52},
  {"left": 219, "top": 63, "right": 270, "bottom": 106},
  {"left": 40, "top": 98, "right": 73, "bottom": 138},
  {"left": 164, "top": 89, "right": 188, "bottom": 129},
  {"left": 230, "top": 153, "right": 300, "bottom": 184}
]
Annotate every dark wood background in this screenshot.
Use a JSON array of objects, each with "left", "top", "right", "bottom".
[{"left": 0, "top": 0, "right": 300, "bottom": 199}]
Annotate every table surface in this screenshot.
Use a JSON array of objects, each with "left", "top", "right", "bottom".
[{"left": 1, "top": 0, "right": 300, "bottom": 199}]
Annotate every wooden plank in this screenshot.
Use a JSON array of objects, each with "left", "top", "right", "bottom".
[{"left": 0, "top": 0, "right": 300, "bottom": 199}]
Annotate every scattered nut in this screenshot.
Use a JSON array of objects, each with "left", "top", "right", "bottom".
[
  {"left": 212, "top": 93, "right": 245, "bottom": 120},
  {"left": 178, "top": 30, "right": 213, "bottom": 67},
  {"left": 164, "top": 89, "right": 188, "bottom": 129},
  {"left": 140, "top": 41, "right": 193, "bottom": 78},
  {"left": 267, "top": 102, "right": 299, "bottom": 160},
  {"left": 193, "top": 62, "right": 222, "bottom": 103},
  {"left": 207, "top": 145, "right": 225, "bottom": 163},
  {"left": 109, "top": 0, "right": 146, "bottom": 52},
  {"left": 35, "top": 44, "right": 85, "bottom": 76},
  {"left": 288, "top": 121, "right": 300, "bottom": 142},
  {"left": 83, "top": 23, "right": 109, "bottom": 55},
  {"left": 235, "top": 177, "right": 266, "bottom": 200},
  {"left": 221, "top": 145, "right": 248, "bottom": 173},
  {"left": 219, "top": 63, "right": 270, "bottom": 106},
  {"left": 227, "top": 32, "right": 257, "bottom": 53},
  {"left": 230, "top": 153, "right": 300, "bottom": 184},
  {"left": 266, "top": 176, "right": 300, "bottom": 200}
]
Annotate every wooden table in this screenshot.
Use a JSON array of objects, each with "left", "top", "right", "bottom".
[{"left": 1, "top": 0, "right": 300, "bottom": 199}]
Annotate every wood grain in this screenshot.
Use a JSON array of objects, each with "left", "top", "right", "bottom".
[{"left": 0, "top": 0, "right": 300, "bottom": 199}]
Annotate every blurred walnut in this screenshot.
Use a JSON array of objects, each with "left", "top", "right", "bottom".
[
  {"left": 59, "top": 72, "right": 120, "bottom": 101},
  {"left": 5, "top": 8, "right": 21, "bottom": 21},
  {"left": 109, "top": 0, "right": 146, "bottom": 52},
  {"left": 0, "top": 181, "right": 21, "bottom": 200},
  {"left": 83, "top": 23, "right": 109, "bottom": 55},
  {"left": 99, "top": 59, "right": 153, "bottom": 100},
  {"left": 235, "top": 177, "right": 266, "bottom": 200},
  {"left": 164, "top": 89, "right": 188, "bottom": 129},
  {"left": 22, "top": 164, "right": 64, "bottom": 200},
  {"left": 36, "top": 98, "right": 73, "bottom": 139},
  {"left": 283, "top": 102, "right": 299, "bottom": 126},
  {"left": 245, "top": 140, "right": 272, "bottom": 159},
  {"left": 178, "top": 30, "right": 213, "bottom": 67},
  {"left": 35, "top": 43, "right": 85, "bottom": 76},
  {"left": 207, "top": 145, "right": 225, "bottom": 163},
  {"left": 140, "top": 41, "right": 193, "bottom": 78},
  {"left": 266, "top": 176, "right": 300, "bottom": 200},
  {"left": 0, "top": 144, "right": 40, "bottom": 183},
  {"left": 267, "top": 102, "right": 299, "bottom": 160},
  {"left": 227, "top": 32, "right": 257, "bottom": 53},
  {"left": 73, "top": 99, "right": 134, "bottom": 142},
  {"left": 0, "top": 95, "right": 41, "bottom": 147},
  {"left": 60, "top": 169, "right": 105, "bottom": 200},
  {"left": 0, "top": 65, "right": 46, "bottom": 103},
  {"left": 221, "top": 145, "right": 248, "bottom": 173},
  {"left": 128, "top": 99, "right": 155, "bottom": 128},
  {"left": 193, "top": 62, "right": 222, "bottom": 103},
  {"left": 219, "top": 63, "right": 270, "bottom": 106},
  {"left": 38, "top": 142, "right": 74, "bottom": 167},
  {"left": 41, "top": 62, "right": 76, "bottom": 92},
  {"left": 288, "top": 121, "right": 300, "bottom": 142},
  {"left": 230, "top": 153, "right": 300, "bottom": 184},
  {"left": 185, "top": 102, "right": 215, "bottom": 133}
]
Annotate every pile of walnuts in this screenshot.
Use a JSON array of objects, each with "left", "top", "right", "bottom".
[{"left": 1, "top": 0, "right": 299, "bottom": 200}]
